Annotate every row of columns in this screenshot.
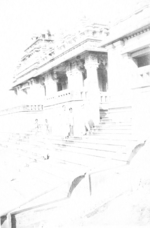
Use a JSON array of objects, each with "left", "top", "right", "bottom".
[
  {"left": 15, "top": 52, "right": 107, "bottom": 99},
  {"left": 66, "top": 54, "right": 102, "bottom": 91},
  {"left": 14, "top": 52, "right": 107, "bottom": 124}
]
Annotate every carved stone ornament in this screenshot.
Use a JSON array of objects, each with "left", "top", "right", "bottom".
[
  {"left": 29, "top": 78, "right": 35, "bottom": 85},
  {"left": 17, "top": 85, "right": 21, "bottom": 90},
  {"left": 75, "top": 56, "right": 85, "bottom": 71},
  {"left": 51, "top": 70, "right": 58, "bottom": 81},
  {"left": 64, "top": 61, "right": 72, "bottom": 72},
  {"left": 75, "top": 56, "right": 87, "bottom": 79},
  {"left": 84, "top": 53, "right": 99, "bottom": 69},
  {"left": 98, "top": 54, "right": 107, "bottom": 67}
]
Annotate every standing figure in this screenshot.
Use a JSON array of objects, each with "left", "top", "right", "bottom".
[
  {"left": 35, "top": 119, "right": 40, "bottom": 134},
  {"left": 45, "top": 119, "right": 50, "bottom": 133},
  {"left": 68, "top": 107, "right": 74, "bottom": 137}
]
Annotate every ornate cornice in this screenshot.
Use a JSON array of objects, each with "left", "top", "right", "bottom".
[{"left": 123, "top": 25, "right": 150, "bottom": 42}]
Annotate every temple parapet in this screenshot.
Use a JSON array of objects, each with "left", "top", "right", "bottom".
[
  {"left": 55, "top": 23, "right": 109, "bottom": 55},
  {"left": 13, "top": 31, "right": 54, "bottom": 84}
]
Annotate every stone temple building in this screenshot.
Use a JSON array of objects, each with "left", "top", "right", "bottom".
[
  {"left": 0, "top": 2, "right": 149, "bottom": 140},
  {"left": 0, "top": 1, "right": 150, "bottom": 227},
  {"left": 1, "top": 21, "right": 109, "bottom": 135}
]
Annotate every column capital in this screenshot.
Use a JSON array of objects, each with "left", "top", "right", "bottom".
[
  {"left": 38, "top": 76, "right": 45, "bottom": 86},
  {"left": 51, "top": 70, "right": 59, "bottom": 82},
  {"left": 17, "top": 85, "right": 21, "bottom": 90},
  {"left": 28, "top": 78, "right": 36, "bottom": 85},
  {"left": 97, "top": 53, "right": 107, "bottom": 67},
  {"left": 84, "top": 54, "right": 99, "bottom": 69}
]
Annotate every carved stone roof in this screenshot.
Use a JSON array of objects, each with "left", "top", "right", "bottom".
[{"left": 13, "top": 21, "right": 109, "bottom": 86}]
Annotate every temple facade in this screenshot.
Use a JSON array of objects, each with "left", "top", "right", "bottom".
[
  {"left": 0, "top": 23, "right": 109, "bottom": 135},
  {"left": 102, "top": 2, "right": 150, "bottom": 140},
  {"left": 0, "top": 1, "right": 150, "bottom": 139},
  {"left": 1, "top": 1, "right": 150, "bottom": 226}
]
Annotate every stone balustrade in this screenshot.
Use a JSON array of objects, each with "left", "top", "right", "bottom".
[
  {"left": 0, "top": 90, "right": 109, "bottom": 115},
  {"left": 45, "top": 89, "right": 109, "bottom": 108},
  {"left": 0, "top": 104, "right": 43, "bottom": 115},
  {"left": 99, "top": 92, "right": 110, "bottom": 104},
  {"left": 45, "top": 89, "right": 83, "bottom": 106}
]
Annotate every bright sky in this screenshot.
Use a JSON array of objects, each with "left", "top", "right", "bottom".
[{"left": 0, "top": 0, "right": 140, "bottom": 101}]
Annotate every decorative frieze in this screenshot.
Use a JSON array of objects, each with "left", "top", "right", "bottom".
[
  {"left": 97, "top": 53, "right": 107, "bottom": 67},
  {"left": 126, "top": 25, "right": 150, "bottom": 41}
]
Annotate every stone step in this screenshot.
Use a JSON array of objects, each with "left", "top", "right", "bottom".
[
  {"left": 92, "top": 129, "right": 132, "bottom": 134},
  {"left": 13, "top": 141, "right": 127, "bottom": 164},
  {"left": 0, "top": 141, "right": 45, "bottom": 161},
  {"left": 100, "top": 119, "right": 132, "bottom": 123},
  {"left": 52, "top": 146, "right": 128, "bottom": 164},
  {"left": 53, "top": 145, "right": 128, "bottom": 162},
  {"left": 89, "top": 131, "right": 133, "bottom": 138},
  {"left": 38, "top": 134, "right": 137, "bottom": 147},
  {"left": 94, "top": 125, "right": 132, "bottom": 130},
  {"left": 50, "top": 138, "right": 126, "bottom": 150},
  {"left": 63, "top": 136, "right": 137, "bottom": 147},
  {"left": 46, "top": 139, "right": 126, "bottom": 153},
  {"left": 36, "top": 161, "right": 86, "bottom": 181},
  {"left": 54, "top": 138, "right": 128, "bottom": 154},
  {"left": 99, "top": 123, "right": 132, "bottom": 128}
]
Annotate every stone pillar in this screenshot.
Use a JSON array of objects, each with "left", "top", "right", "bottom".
[
  {"left": 66, "top": 61, "right": 84, "bottom": 91},
  {"left": 17, "top": 85, "right": 28, "bottom": 105},
  {"left": 107, "top": 41, "right": 128, "bottom": 106},
  {"left": 72, "top": 62, "right": 84, "bottom": 90},
  {"left": 107, "top": 40, "right": 140, "bottom": 108},
  {"left": 66, "top": 63, "right": 74, "bottom": 90},
  {"left": 85, "top": 54, "right": 99, "bottom": 90},
  {"left": 26, "top": 79, "right": 40, "bottom": 104},
  {"left": 84, "top": 54, "right": 100, "bottom": 125},
  {"left": 45, "top": 72, "right": 57, "bottom": 97},
  {"left": 123, "top": 53, "right": 139, "bottom": 88}
]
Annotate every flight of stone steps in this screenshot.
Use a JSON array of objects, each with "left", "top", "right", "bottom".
[
  {"left": 0, "top": 115, "right": 137, "bottom": 170},
  {"left": 41, "top": 117, "right": 136, "bottom": 166},
  {"left": 0, "top": 115, "right": 139, "bottom": 226}
]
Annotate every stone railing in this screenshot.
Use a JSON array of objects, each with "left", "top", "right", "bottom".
[
  {"left": 45, "top": 89, "right": 110, "bottom": 108},
  {"left": 99, "top": 92, "right": 110, "bottom": 104},
  {"left": 0, "top": 90, "right": 109, "bottom": 115},
  {"left": 45, "top": 89, "right": 83, "bottom": 106},
  {"left": 0, "top": 104, "right": 43, "bottom": 115}
]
